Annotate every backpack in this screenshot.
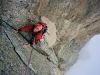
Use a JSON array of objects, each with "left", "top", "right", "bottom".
[{"left": 38, "top": 22, "right": 47, "bottom": 34}]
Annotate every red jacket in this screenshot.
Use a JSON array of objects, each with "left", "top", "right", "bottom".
[{"left": 18, "top": 24, "right": 43, "bottom": 45}]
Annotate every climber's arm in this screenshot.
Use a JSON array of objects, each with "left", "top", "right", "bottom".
[
  {"left": 18, "top": 24, "right": 34, "bottom": 31},
  {"left": 13, "top": 24, "right": 34, "bottom": 33}
]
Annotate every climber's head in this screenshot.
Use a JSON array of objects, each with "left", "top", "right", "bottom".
[{"left": 33, "top": 24, "right": 42, "bottom": 32}]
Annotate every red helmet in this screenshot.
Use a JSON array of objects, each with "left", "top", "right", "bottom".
[{"left": 34, "top": 24, "right": 42, "bottom": 31}]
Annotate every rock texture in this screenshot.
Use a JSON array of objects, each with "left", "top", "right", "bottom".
[{"left": 0, "top": 0, "right": 100, "bottom": 75}]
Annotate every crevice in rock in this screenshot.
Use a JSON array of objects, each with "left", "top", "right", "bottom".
[
  {"left": 33, "top": 45, "right": 58, "bottom": 66},
  {"left": 84, "top": 18, "right": 100, "bottom": 28},
  {"left": 33, "top": 46, "right": 49, "bottom": 56}
]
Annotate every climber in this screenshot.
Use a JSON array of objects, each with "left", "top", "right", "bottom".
[{"left": 13, "top": 22, "right": 47, "bottom": 47}]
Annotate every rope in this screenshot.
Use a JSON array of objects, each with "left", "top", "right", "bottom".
[
  {"left": 24, "top": 38, "right": 35, "bottom": 75},
  {"left": 24, "top": 47, "right": 33, "bottom": 75}
]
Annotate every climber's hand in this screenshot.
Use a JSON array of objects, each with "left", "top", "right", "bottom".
[
  {"left": 23, "top": 44, "right": 30, "bottom": 47},
  {"left": 13, "top": 30, "right": 18, "bottom": 33}
]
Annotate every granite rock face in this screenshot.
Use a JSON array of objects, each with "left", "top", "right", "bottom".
[{"left": 0, "top": 0, "right": 100, "bottom": 75}]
